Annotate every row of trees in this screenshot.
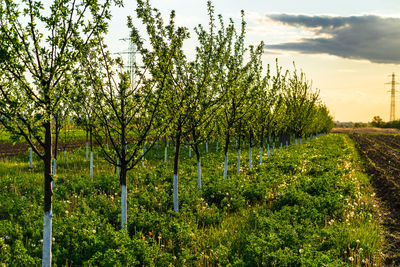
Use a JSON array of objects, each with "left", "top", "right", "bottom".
[{"left": 0, "top": 0, "right": 333, "bottom": 265}]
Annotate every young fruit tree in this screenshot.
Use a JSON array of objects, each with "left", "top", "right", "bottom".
[{"left": 0, "top": 0, "right": 119, "bottom": 265}]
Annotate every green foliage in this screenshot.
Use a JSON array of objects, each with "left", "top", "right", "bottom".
[{"left": 0, "top": 134, "right": 382, "bottom": 265}]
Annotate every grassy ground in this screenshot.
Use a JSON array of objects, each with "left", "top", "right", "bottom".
[{"left": 0, "top": 134, "right": 383, "bottom": 265}]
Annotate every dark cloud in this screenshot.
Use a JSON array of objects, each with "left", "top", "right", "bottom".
[{"left": 265, "top": 14, "right": 400, "bottom": 64}]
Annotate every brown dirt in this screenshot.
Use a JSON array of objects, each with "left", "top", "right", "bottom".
[
  {"left": 333, "top": 127, "right": 400, "bottom": 134},
  {"left": 351, "top": 134, "right": 400, "bottom": 265},
  {"left": 0, "top": 140, "right": 87, "bottom": 158}
]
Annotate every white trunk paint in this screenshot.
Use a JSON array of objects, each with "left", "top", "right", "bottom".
[
  {"left": 249, "top": 144, "right": 252, "bottom": 169},
  {"left": 223, "top": 152, "right": 228, "bottom": 179},
  {"left": 235, "top": 139, "right": 238, "bottom": 147},
  {"left": 259, "top": 146, "right": 263, "bottom": 165},
  {"left": 267, "top": 144, "right": 270, "bottom": 158},
  {"left": 64, "top": 150, "right": 66, "bottom": 164},
  {"left": 216, "top": 141, "right": 219, "bottom": 152},
  {"left": 121, "top": 184, "right": 127, "bottom": 230},
  {"left": 90, "top": 151, "right": 93, "bottom": 178},
  {"left": 295, "top": 138, "right": 297, "bottom": 147},
  {"left": 85, "top": 142, "right": 88, "bottom": 161},
  {"left": 189, "top": 146, "right": 191, "bottom": 158},
  {"left": 205, "top": 142, "right": 208, "bottom": 153},
  {"left": 237, "top": 149, "right": 241, "bottom": 174},
  {"left": 42, "top": 210, "right": 53, "bottom": 267},
  {"left": 173, "top": 174, "right": 179, "bottom": 212},
  {"left": 272, "top": 142, "right": 275, "bottom": 154},
  {"left": 116, "top": 158, "right": 119, "bottom": 176},
  {"left": 106, "top": 143, "right": 109, "bottom": 150},
  {"left": 29, "top": 148, "right": 33, "bottom": 168},
  {"left": 53, "top": 158, "right": 56, "bottom": 175},
  {"left": 286, "top": 140, "right": 288, "bottom": 150},
  {"left": 166, "top": 137, "right": 169, "bottom": 147},
  {"left": 164, "top": 146, "right": 167, "bottom": 163},
  {"left": 197, "top": 160, "right": 202, "bottom": 188}
]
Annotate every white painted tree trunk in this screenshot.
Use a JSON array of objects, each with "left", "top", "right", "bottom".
[
  {"left": 42, "top": 210, "right": 53, "bottom": 267},
  {"left": 173, "top": 174, "right": 179, "bottom": 212},
  {"left": 197, "top": 160, "right": 202, "bottom": 188},
  {"left": 259, "top": 146, "right": 263, "bottom": 165},
  {"left": 286, "top": 140, "right": 288, "bottom": 150},
  {"left": 223, "top": 152, "right": 228, "bottom": 179},
  {"left": 53, "top": 158, "right": 56, "bottom": 175},
  {"left": 205, "top": 142, "right": 208, "bottom": 153},
  {"left": 235, "top": 138, "right": 238, "bottom": 147},
  {"left": 295, "top": 138, "right": 297, "bottom": 147},
  {"left": 272, "top": 142, "right": 275, "bottom": 154},
  {"left": 86, "top": 142, "right": 88, "bottom": 161},
  {"left": 267, "top": 144, "right": 270, "bottom": 158},
  {"left": 166, "top": 137, "right": 169, "bottom": 147},
  {"left": 106, "top": 142, "right": 109, "bottom": 150},
  {"left": 237, "top": 148, "right": 241, "bottom": 174},
  {"left": 90, "top": 151, "right": 93, "bottom": 179},
  {"left": 29, "top": 148, "right": 33, "bottom": 168},
  {"left": 189, "top": 146, "right": 191, "bottom": 158},
  {"left": 249, "top": 144, "right": 252, "bottom": 169},
  {"left": 121, "top": 184, "right": 127, "bottom": 230},
  {"left": 216, "top": 141, "right": 219, "bottom": 152},
  {"left": 164, "top": 146, "right": 167, "bottom": 163}
]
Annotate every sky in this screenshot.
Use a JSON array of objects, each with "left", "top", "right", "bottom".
[{"left": 104, "top": 0, "right": 400, "bottom": 122}]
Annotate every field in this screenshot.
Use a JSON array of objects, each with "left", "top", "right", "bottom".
[
  {"left": 351, "top": 134, "right": 400, "bottom": 265},
  {"left": 0, "top": 134, "right": 383, "bottom": 265},
  {"left": 332, "top": 127, "right": 400, "bottom": 134}
]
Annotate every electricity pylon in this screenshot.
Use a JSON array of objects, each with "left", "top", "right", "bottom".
[
  {"left": 115, "top": 37, "right": 137, "bottom": 88},
  {"left": 386, "top": 73, "right": 399, "bottom": 122}
]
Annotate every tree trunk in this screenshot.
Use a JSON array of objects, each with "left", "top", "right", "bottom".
[
  {"left": 249, "top": 132, "right": 252, "bottom": 170},
  {"left": 85, "top": 128, "right": 88, "bottom": 161},
  {"left": 173, "top": 129, "right": 182, "bottom": 212},
  {"left": 120, "top": 164, "right": 128, "bottom": 230},
  {"left": 223, "top": 132, "right": 230, "bottom": 179},
  {"left": 42, "top": 120, "right": 53, "bottom": 267},
  {"left": 237, "top": 134, "right": 241, "bottom": 174},
  {"left": 89, "top": 126, "right": 93, "bottom": 179},
  {"left": 194, "top": 144, "right": 201, "bottom": 188},
  {"left": 29, "top": 148, "right": 33, "bottom": 168}
]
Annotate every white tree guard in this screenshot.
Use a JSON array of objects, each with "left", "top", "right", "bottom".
[
  {"left": 189, "top": 146, "right": 191, "bottom": 158},
  {"left": 53, "top": 158, "right": 56, "bottom": 175},
  {"left": 116, "top": 158, "right": 119, "bottom": 176},
  {"left": 249, "top": 144, "right": 252, "bottom": 169},
  {"left": 86, "top": 142, "right": 88, "bottom": 161},
  {"left": 206, "top": 142, "right": 208, "bottom": 153},
  {"left": 267, "top": 144, "right": 270, "bottom": 158},
  {"left": 42, "top": 210, "right": 53, "bottom": 267},
  {"left": 173, "top": 174, "right": 179, "bottom": 212},
  {"left": 164, "top": 146, "right": 167, "bottom": 163},
  {"left": 216, "top": 141, "right": 219, "bottom": 152},
  {"left": 259, "top": 146, "right": 263, "bottom": 165},
  {"left": 90, "top": 151, "right": 93, "bottom": 178},
  {"left": 121, "top": 184, "right": 127, "bottom": 230}
]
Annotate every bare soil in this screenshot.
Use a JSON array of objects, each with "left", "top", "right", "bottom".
[
  {"left": 351, "top": 134, "right": 400, "bottom": 265},
  {"left": 0, "top": 140, "right": 87, "bottom": 158},
  {"left": 333, "top": 127, "right": 400, "bottom": 134}
]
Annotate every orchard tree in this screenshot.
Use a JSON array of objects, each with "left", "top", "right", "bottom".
[
  {"left": 0, "top": 0, "right": 120, "bottom": 265},
  {"left": 284, "top": 67, "right": 319, "bottom": 140},
  {"left": 82, "top": 34, "right": 166, "bottom": 229}
]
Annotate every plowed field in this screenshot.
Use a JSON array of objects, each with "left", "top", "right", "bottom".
[{"left": 351, "top": 134, "right": 400, "bottom": 265}]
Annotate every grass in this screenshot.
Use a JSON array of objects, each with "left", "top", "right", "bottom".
[{"left": 0, "top": 133, "right": 383, "bottom": 266}]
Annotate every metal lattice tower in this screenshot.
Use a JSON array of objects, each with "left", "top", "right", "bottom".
[
  {"left": 116, "top": 38, "right": 137, "bottom": 88},
  {"left": 386, "top": 73, "right": 399, "bottom": 121}
]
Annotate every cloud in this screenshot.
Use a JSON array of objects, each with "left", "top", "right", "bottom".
[{"left": 264, "top": 14, "right": 400, "bottom": 64}]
